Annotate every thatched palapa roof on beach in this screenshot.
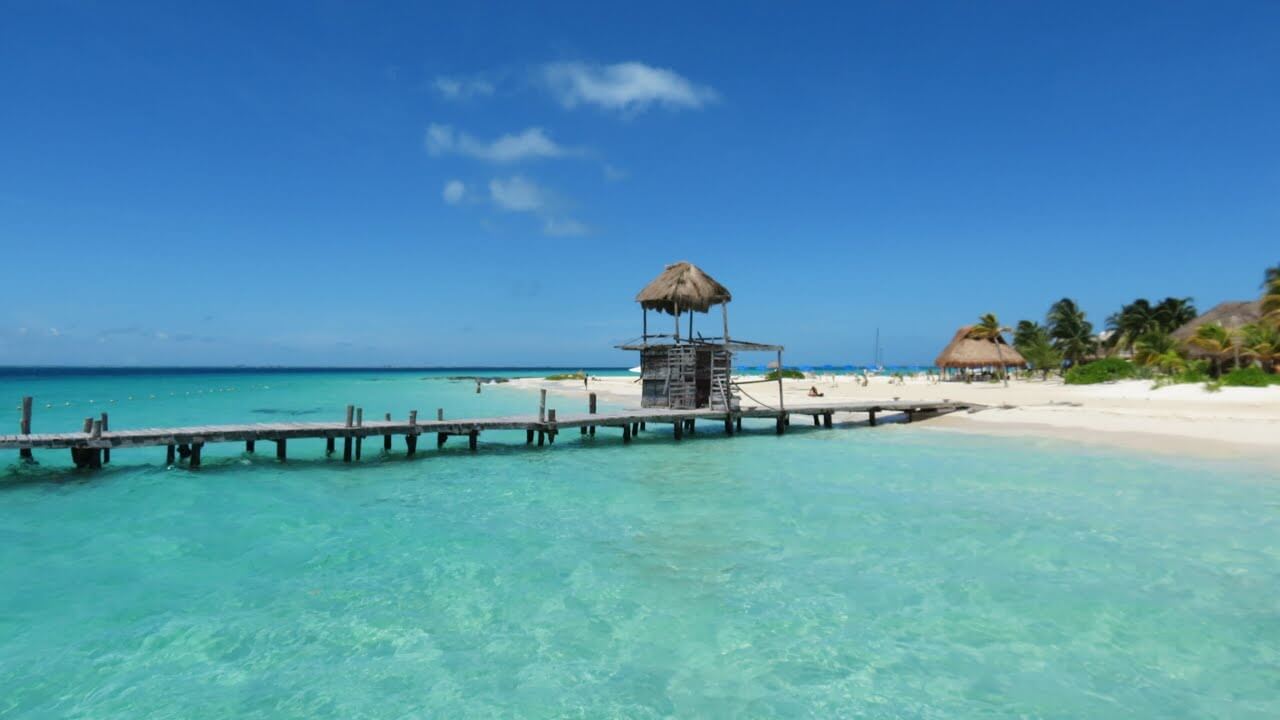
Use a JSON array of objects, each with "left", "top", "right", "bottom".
[
  {"left": 1171, "top": 301, "right": 1262, "bottom": 342},
  {"left": 934, "top": 326, "right": 1027, "bottom": 369},
  {"left": 635, "top": 262, "right": 732, "bottom": 315}
]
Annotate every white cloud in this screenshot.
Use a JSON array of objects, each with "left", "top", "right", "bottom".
[
  {"left": 425, "top": 124, "right": 569, "bottom": 163},
  {"left": 47, "top": 327, "right": 60, "bottom": 337},
  {"left": 489, "top": 176, "right": 545, "bottom": 212},
  {"left": 542, "top": 61, "right": 717, "bottom": 112},
  {"left": 442, "top": 180, "right": 466, "bottom": 205},
  {"left": 543, "top": 218, "right": 590, "bottom": 237},
  {"left": 434, "top": 75, "right": 495, "bottom": 100}
]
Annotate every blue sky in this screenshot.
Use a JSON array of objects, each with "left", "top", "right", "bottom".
[{"left": 2, "top": 1, "right": 1277, "bottom": 366}]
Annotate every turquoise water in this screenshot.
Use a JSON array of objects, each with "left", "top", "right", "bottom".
[{"left": 2, "top": 370, "right": 1278, "bottom": 717}]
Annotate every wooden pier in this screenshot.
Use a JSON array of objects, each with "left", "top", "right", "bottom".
[{"left": 3, "top": 393, "right": 978, "bottom": 469}]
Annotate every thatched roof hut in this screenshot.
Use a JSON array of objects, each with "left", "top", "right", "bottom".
[
  {"left": 934, "top": 326, "right": 1026, "bottom": 369},
  {"left": 1172, "top": 300, "right": 1262, "bottom": 359},
  {"left": 1172, "top": 301, "right": 1261, "bottom": 342},
  {"left": 635, "top": 261, "right": 731, "bottom": 315}
]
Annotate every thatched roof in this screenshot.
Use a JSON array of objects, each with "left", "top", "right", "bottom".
[
  {"left": 635, "top": 262, "right": 731, "bottom": 315},
  {"left": 1171, "top": 300, "right": 1261, "bottom": 342},
  {"left": 934, "top": 326, "right": 1027, "bottom": 369}
]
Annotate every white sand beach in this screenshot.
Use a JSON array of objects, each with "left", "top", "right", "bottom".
[{"left": 507, "top": 373, "right": 1280, "bottom": 465}]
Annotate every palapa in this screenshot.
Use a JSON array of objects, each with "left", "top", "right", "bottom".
[
  {"left": 635, "top": 261, "right": 732, "bottom": 315},
  {"left": 934, "top": 326, "right": 1027, "bottom": 369}
]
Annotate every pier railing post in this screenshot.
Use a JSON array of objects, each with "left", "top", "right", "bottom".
[
  {"left": 547, "top": 409, "right": 557, "bottom": 444},
  {"left": 539, "top": 390, "right": 546, "bottom": 423}
]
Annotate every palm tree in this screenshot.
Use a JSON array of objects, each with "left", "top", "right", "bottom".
[
  {"left": 1105, "top": 299, "right": 1156, "bottom": 355},
  {"left": 1263, "top": 266, "right": 1280, "bottom": 327},
  {"left": 969, "top": 313, "right": 1012, "bottom": 386},
  {"left": 1013, "top": 320, "right": 1050, "bottom": 351},
  {"left": 1239, "top": 322, "right": 1280, "bottom": 373},
  {"left": 1020, "top": 337, "right": 1063, "bottom": 380},
  {"left": 1133, "top": 330, "right": 1176, "bottom": 368},
  {"left": 1153, "top": 297, "right": 1197, "bottom": 334},
  {"left": 1187, "top": 322, "right": 1236, "bottom": 376},
  {"left": 1047, "top": 298, "right": 1095, "bottom": 368},
  {"left": 1151, "top": 348, "right": 1188, "bottom": 378}
]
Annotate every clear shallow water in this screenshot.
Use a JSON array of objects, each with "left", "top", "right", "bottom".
[{"left": 1, "top": 370, "right": 1278, "bottom": 717}]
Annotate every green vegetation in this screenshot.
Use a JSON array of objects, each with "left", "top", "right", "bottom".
[
  {"left": 544, "top": 372, "right": 586, "bottom": 381},
  {"left": 1104, "top": 297, "right": 1196, "bottom": 355},
  {"left": 1215, "top": 366, "right": 1280, "bottom": 388},
  {"left": 764, "top": 368, "right": 806, "bottom": 381},
  {"left": 1064, "top": 358, "right": 1138, "bottom": 385}
]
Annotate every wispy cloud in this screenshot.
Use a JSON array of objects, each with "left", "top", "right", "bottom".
[
  {"left": 426, "top": 124, "right": 569, "bottom": 163},
  {"left": 442, "top": 179, "right": 467, "bottom": 205},
  {"left": 543, "top": 217, "right": 590, "bottom": 237},
  {"left": 486, "top": 176, "right": 589, "bottom": 237},
  {"left": 489, "top": 176, "right": 545, "bottom": 212},
  {"left": 433, "top": 75, "right": 494, "bottom": 100},
  {"left": 542, "top": 61, "right": 717, "bottom": 113}
]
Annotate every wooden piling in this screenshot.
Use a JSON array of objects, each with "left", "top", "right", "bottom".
[
  {"left": 623, "top": 424, "right": 631, "bottom": 443},
  {"left": 468, "top": 431, "right": 478, "bottom": 451},
  {"left": 437, "top": 432, "right": 447, "bottom": 449},
  {"left": 407, "top": 410, "right": 418, "bottom": 456},
  {"left": 190, "top": 442, "right": 203, "bottom": 468},
  {"left": 276, "top": 439, "right": 287, "bottom": 461},
  {"left": 355, "top": 408, "right": 363, "bottom": 460},
  {"left": 823, "top": 412, "right": 833, "bottom": 429},
  {"left": 343, "top": 405, "right": 354, "bottom": 462},
  {"left": 673, "top": 421, "right": 683, "bottom": 441},
  {"left": 326, "top": 437, "right": 335, "bottom": 455},
  {"left": 868, "top": 410, "right": 877, "bottom": 427},
  {"left": 384, "top": 413, "right": 392, "bottom": 450},
  {"left": 776, "top": 414, "right": 786, "bottom": 435},
  {"left": 588, "top": 393, "right": 597, "bottom": 436},
  {"left": 166, "top": 444, "right": 175, "bottom": 464},
  {"left": 246, "top": 439, "right": 255, "bottom": 453},
  {"left": 539, "top": 389, "right": 547, "bottom": 422},
  {"left": 813, "top": 414, "right": 820, "bottom": 427},
  {"left": 19, "top": 396, "right": 33, "bottom": 461},
  {"left": 100, "top": 413, "right": 110, "bottom": 464},
  {"left": 526, "top": 429, "right": 534, "bottom": 444},
  {"left": 547, "top": 409, "right": 557, "bottom": 445},
  {"left": 725, "top": 416, "right": 734, "bottom": 435}
]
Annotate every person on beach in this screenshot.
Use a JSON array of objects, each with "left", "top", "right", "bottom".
[{"left": 808, "top": 386, "right": 824, "bottom": 397}]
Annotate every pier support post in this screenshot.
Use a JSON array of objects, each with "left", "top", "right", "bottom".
[
  {"left": 246, "top": 440, "right": 255, "bottom": 453},
  {"left": 905, "top": 410, "right": 914, "bottom": 423},
  {"left": 824, "top": 412, "right": 833, "bottom": 428},
  {"left": 673, "top": 421, "right": 683, "bottom": 441},
  {"left": 526, "top": 429, "right": 534, "bottom": 444},
  {"left": 178, "top": 443, "right": 191, "bottom": 459},
  {"left": 166, "top": 444, "right": 176, "bottom": 465},
  {"left": 725, "top": 416, "right": 734, "bottom": 435},
  {"left": 623, "top": 424, "right": 631, "bottom": 443},
  {"left": 538, "top": 430, "right": 545, "bottom": 446},
  {"left": 776, "top": 414, "right": 786, "bottom": 435},
  {"left": 813, "top": 414, "right": 820, "bottom": 427},
  {"left": 640, "top": 421, "right": 646, "bottom": 431},
  {"left": 189, "top": 443, "right": 203, "bottom": 468},
  {"left": 438, "top": 432, "right": 447, "bottom": 449},
  {"left": 547, "top": 410, "right": 557, "bottom": 445},
  {"left": 276, "top": 439, "right": 287, "bottom": 461},
  {"left": 19, "top": 396, "right": 33, "bottom": 462},
  {"left": 326, "top": 437, "right": 335, "bottom": 455},
  {"left": 355, "top": 408, "right": 363, "bottom": 460},
  {"left": 384, "top": 413, "right": 392, "bottom": 450},
  {"left": 868, "top": 410, "right": 877, "bottom": 427},
  {"left": 468, "top": 431, "right": 478, "bottom": 451},
  {"left": 736, "top": 416, "right": 742, "bottom": 432},
  {"left": 407, "top": 410, "right": 418, "bottom": 457},
  {"left": 343, "top": 405, "right": 354, "bottom": 462},
  {"left": 100, "top": 413, "right": 110, "bottom": 464},
  {"left": 588, "top": 393, "right": 596, "bottom": 436}
]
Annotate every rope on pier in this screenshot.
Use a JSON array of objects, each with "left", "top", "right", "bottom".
[{"left": 731, "top": 382, "right": 780, "bottom": 412}]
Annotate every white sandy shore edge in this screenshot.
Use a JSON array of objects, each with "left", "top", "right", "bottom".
[{"left": 504, "top": 374, "right": 1280, "bottom": 466}]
